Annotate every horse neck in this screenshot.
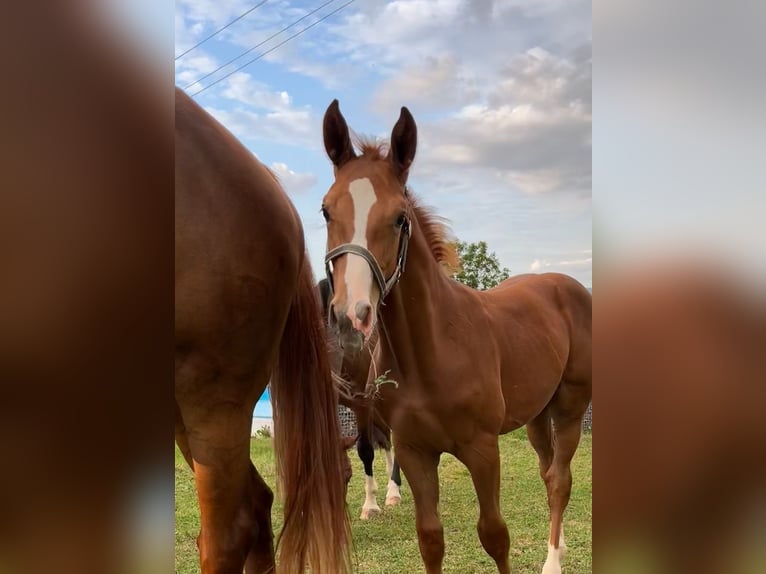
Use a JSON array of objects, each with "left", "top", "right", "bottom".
[{"left": 377, "top": 219, "right": 452, "bottom": 378}]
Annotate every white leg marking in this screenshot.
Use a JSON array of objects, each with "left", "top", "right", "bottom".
[
  {"left": 560, "top": 524, "right": 567, "bottom": 556},
  {"left": 385, "top": 479, "right": 401, "bottom": 507},
  {"left": 542, "top": 543, "right": 563, "bottom": 574},
  {"left": 384, "top": 449, "right": 394, "bottom": 479},
  {"left": 344, "top": 178, "right": 378, "bottom": 334},
  {"left": 542, "top": 522, "right": 566, "bottom": 574},
  {"left": 360, "top": 475, "right": 380, "bottom": 520}
]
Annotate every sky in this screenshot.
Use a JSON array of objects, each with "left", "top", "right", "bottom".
[{"left": 175, "top": 0, "right": 592, "bottom": 288}]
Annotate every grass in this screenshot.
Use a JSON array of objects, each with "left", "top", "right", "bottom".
[{"left": 175, "top": 428, "right": 592, "bottom": 573}]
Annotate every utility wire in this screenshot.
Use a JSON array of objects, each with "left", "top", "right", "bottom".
[
  {"left": 190, "top": 0, "right": 355, "bottom": 98},
  {"left": 176, "top": 0, "right": 270, "bottom": 61},
  {"left": 187, "top": 0, "right": 352, "bottom": 95}
]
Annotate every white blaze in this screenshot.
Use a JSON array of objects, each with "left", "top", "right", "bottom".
[{"left": 344, "top": 178, "right": 377, "bottom": 331}]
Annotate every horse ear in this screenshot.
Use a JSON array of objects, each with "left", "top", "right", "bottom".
[
  {"left": 323, "top": 99, "right": 356, "bottom": 170},
  {"left": 389, "top": 106, "right": 417, "bottom": 184}
]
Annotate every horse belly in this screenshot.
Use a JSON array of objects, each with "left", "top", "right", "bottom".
[
  {"left": 386, "top": 400, "right": 460, "bottom": 453},
  {"left": 500, "top": 369, "right": 562, "bottom": 432}
]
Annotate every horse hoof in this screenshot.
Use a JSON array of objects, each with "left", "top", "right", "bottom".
[
  {"left": 385, "top": 496, "right": 401, "bottom": 507},
  {"left": 360, "top": 507, "right": 381, "bottom": 520}
]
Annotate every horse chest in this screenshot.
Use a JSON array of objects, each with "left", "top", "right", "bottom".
[{"left": 382, "top": 384, "right": 488, "bottom": 449}]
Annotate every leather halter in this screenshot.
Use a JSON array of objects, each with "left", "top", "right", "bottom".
[{"left": 324, "top": 216, "right": 412, "bottom": 305}]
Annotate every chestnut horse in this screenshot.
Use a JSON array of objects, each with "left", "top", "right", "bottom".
[
  {"left": 175, "top": 87, "right": 350, "bottom": 574},
  {"left": 317, "top": 278, "right": 404, "bottom": 519},
  {"left": 319, "top": 100, "right": 592, "bottom": 574},
  {"left": 596, "top": 263, "right": 766, "bottom": 574}
]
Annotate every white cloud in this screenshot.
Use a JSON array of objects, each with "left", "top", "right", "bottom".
[
  {"left": 270, "top": 162, "right": 317, "bottom": 195},
  {"left": 175, "top": 53, "right": 219, "bottom": 86},
  {"left": 203, "top": 105, "right": 317, "bottom": 149},
  {"left": 272, "top": 2, "right": 592, "bottom": 199},
  {"left": 372, "top": 56, "right": 479, "bottom": 112},
  {"left": 201, "top": 73, "right": 319, "bottom": 149},
  {"left": 530, "top": 256, "right": 592, "bottom": 272},
  {"left": 222, "top": 73, "right": 293, "bottom": 109},
  {"left": 176, "top": 0, "right": 255, "bottom": 28},
  {"left": 419, "top": 47, "right": 591, "bottom": 197}
]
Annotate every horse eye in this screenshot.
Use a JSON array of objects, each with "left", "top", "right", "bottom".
[
  {"left": 320, "top": 206, "right": 330, "bottom": 222},
  {"left": 395, "top": 213, "right": 406, "bottom": 228}
]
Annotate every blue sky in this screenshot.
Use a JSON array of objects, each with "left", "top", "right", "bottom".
[{"left": 175, "top": 0, "right": 592, "bottom": 287}]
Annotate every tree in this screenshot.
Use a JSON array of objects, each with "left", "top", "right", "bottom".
[{"left": 452, "top": 240, "right": 511, "bottom": 290}]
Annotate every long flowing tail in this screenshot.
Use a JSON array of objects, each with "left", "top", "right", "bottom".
[{"left": 270, "top": 260, "right": 352, "bottom": 574}]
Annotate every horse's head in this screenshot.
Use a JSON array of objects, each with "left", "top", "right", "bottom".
[{"left": 320, "top": 99, "right": 417, "bottom": 351}]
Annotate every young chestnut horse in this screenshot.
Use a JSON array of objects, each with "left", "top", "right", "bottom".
[
  {"left": 175, "top": 88, "right": 350, "bottom": 574},
  {"left": 317, "top": 278, "right": 404, "bottom": 519},
  {"left": 320, "top": 100, "right": 592, "bottom": 574}
]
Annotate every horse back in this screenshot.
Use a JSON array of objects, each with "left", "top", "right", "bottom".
[
  {"left": 175, "top": 87, "right": 303, "bottom": 379},
  {"left": 486, "top": 272, "right": 591, "bottom": 344}
]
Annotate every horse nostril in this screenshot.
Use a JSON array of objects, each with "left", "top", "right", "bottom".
[{"left": 355, "top": 301, "right": 372, "bottom": 326}]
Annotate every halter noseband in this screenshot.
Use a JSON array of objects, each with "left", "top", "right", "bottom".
[{"left": 324, "top": 216, "right": 412, "bottom": 305}]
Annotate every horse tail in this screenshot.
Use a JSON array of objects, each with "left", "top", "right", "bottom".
[{"left": 270, "top": 259, "right": 352, "bottom": 574}]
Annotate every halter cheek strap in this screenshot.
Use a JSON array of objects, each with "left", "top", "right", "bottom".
[{"left": 324, "top": 217, "right": 411, "bottom": 305}]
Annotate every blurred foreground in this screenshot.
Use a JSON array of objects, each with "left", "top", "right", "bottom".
[
  {"left": 0, "top": 2, "right": 172, "bottom": 574},
  {"left": 595, "top": 0, "right": 766, "bottom": 571}
]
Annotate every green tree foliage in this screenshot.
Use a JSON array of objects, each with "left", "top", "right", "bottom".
[{"left": 452, "top": 240, "right": 511, "bottom": 290}]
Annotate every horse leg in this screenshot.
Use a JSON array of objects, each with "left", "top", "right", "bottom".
[
  {"left": 357, "top": 432, "right": 380, "bottom": 519},
  {"left": 186, "top": 407, "right": 264, "bottom": 574},
  {"left": 527, "top": 407, "right": 554, "bottom": 481},
  {"left": 541, "top": 407, "right": 583, "bottom": 574},
  {"left": 384, "top": 449, "right": 402, "bottom": 506},
  {"left": 244, "top": 463, "right": 275, "bottom": 574},
  {"left": 458, "top": 436, "right": 511, "bottom": 574},
  {"left": 175, "top": 400, "right": 194, "bottom": 469},
  {"left": 396, "top": 444, "right": 444, "bottom": 574},
  {"left": 527, "top": 408, "right": 563, "bottom": 568}
]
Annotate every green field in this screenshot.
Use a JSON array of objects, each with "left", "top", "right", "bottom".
[{"left": 175, "top": 429, "right": 592, "bottom": 573}]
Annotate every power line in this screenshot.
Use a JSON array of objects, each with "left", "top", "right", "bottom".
[
  {"left": 176, "top": 0, "right": 270, "bottom": 61},
  {"left": 190, "top": 0, "right": 355, "bottom": 98},
  {"left": 184, "top": 0, "right": 340, "bottom": 91}
]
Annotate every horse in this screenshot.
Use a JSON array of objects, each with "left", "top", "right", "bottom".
[
  {"left": 318, "top": 100, "right": 592, "bottom": 574},
  {"left": 175, "top": 87, "right": 351, "bottom": 574},
  {"left": 317, "top": 278, "right": 403, "bottom": 519},
  {"left": 595, "top": 263, "right": 766, "bottom": 574}
]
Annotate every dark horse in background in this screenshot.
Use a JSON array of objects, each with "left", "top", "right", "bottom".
[
  {"left": 175, "top": 87, "right": 350, "bottom": 574},
  {"left": 319, "top": 100, "right": 592, "bottom": 574},
  {"left": 316, "top": 278, "right": 403, "bottom": 519}
]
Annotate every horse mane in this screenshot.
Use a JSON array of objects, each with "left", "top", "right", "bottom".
[
  {"left": 353, "top": 135, "right": 461, "bottom": 277},
  {"left": 407, "top": 196, "right": 461, "bottom": 276}
]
